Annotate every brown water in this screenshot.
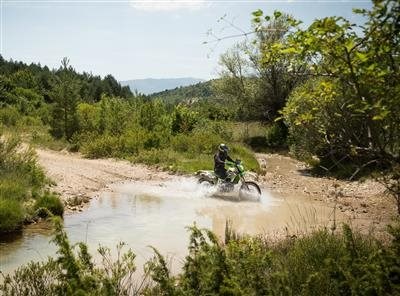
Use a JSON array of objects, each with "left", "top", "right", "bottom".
[{"left": 0, "top": 177, "right": 341, "bottom": 275}]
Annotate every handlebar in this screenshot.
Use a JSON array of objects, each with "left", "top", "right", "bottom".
[{"left": 225, "top": 160, "right": 241, "bottom": 166}]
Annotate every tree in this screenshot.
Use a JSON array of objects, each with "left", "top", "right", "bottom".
[
  {"left": 50, "top": 58, "right": 80, "bottom": 140},
  {"left": 281, "top": 0, "right": 399, "bottom": 178},
  {"left": 213, "top": 43, "right": 258, "bottom": 121},
  {"left": 215, "top": 12, "right": 306, "bottom": 121}
]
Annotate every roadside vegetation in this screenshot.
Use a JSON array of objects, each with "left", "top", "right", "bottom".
[
  {"left": 0, "top": 132, "right": 63, "bottom": 234},
  {"left": 1, "top": 218, "right": 400, "bottom": 295}
]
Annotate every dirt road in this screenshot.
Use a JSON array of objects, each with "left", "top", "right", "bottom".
[
  {"left": 257, "top": 153, "right": 396, "bottom": 231},
  {"left": 36, "top": 148, "right": 396, "bottom": 229},
  {"left": 36, "top": 149, "right": 172, "bottom": 210}
]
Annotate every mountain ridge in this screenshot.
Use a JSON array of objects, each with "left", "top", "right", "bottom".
[{"left": 119, "top": 77, "right": 205, "bottom": 95}]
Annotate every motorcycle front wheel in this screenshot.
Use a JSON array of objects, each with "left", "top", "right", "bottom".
[{"left": 239, "top": 181, "right": 261, "bottom": 201}]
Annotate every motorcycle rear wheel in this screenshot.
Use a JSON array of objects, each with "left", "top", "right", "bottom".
[{"left": 198, "top": 177, "right": 214, "bottom": 186}]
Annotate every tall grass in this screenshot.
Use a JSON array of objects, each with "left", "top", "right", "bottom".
[
  {"left": 0, "top": 133, "right": 63, "bottom": 233},
  {"left": 2, "top": 220, "right": 399, "bottom": 295}
]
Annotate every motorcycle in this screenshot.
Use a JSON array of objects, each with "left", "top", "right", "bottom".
[{"left": 196, "top": 160, "right": 261, "bottom": 201}]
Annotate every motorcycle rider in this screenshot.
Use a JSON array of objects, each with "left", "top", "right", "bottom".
[{"left": 214, "top": 143, "right": 234, "bottom": 181}]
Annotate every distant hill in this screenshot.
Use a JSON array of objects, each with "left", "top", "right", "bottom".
[
  {"left": 148, "top": 79, "right": 216, "bottom": 104},
  {"left": 119, "top": 77, "right": 205, "bottom": 95}
]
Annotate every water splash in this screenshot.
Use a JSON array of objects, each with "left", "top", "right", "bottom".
[
  {"left": 116, "top": 177, "right": 217, "bottom": 199},
  {"left": 115, "top": 176, "right": 277, "bottom": 207}
]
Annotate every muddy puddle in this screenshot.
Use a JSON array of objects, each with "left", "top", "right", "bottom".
[{"left": 0, "top": 177, "right": 345, "bottom": 275}]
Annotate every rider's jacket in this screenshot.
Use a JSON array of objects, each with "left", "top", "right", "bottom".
[{"left": 214, "top": 151, "right": 233, "bottom": 176}]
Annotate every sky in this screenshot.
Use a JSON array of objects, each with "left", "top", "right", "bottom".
[{"left": 1, "top": 0, "right": 373, "bottom": 81}]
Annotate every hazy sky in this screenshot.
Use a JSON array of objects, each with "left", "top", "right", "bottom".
[{"left": 2, "top": 0, "right": 372, "bottom": 80}]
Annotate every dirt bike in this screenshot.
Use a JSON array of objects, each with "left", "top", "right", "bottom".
[{"left": 196, "top": 160, "right": 261, "bottom": 201}]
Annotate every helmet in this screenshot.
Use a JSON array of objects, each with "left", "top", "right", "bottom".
[{"left": 218, "top": 143, "right": 229, "bottom": 153}]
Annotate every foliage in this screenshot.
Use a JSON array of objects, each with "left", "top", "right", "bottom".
[
  {"left": 244, "top": 125, "right": 288, "bottom": 152},
  {"left": 0, "top": 259, "right": 60, "bottom": 296},
  {"left": 148, "top": 79, "right": 215, "bottom": 105},
  {"left": 379, "top": 163, "right": 400, "bottom": 215},
  {"left": 34, "top": 191, "right": 64, "bottom": 217},
  {"left": 215, "top": 12, "right": 306, "bottom": 122},
  {"left": 283, "top": 78, "right": 343, "bottom": 163},
  {"left": 0, "top": 56, "right": 133, "bottom": 142},
  {"left": 0, "top": 218, "right": 147, "bottom": 295},
  {"left": 171, "top": 104, "right": 199, "bottom": 134},
  {"left": 50, "top": 58, "right": 81, "bottom": 140},
  {"left": 71, "top": 95, "right": 259, "bottom": 173},
  {"left": 2, "top": 214, "right": 400, "bottom": 295},
  {"left": 0, "top": 55, "right": 132, "bottom": 105},
  {"left": 0, "top": 132, "right": 61, "bottom": 233},
  {"left": 213, "top": 44, "right": 260, "bottom": 121},
  {"left": 0, "top": 199, "right": 24, "bottom": 233},
  {"left": 278, "top": 0, "right": 399, "bottom": 177},
  {"left": 0, "top": 106, "right": 21, "bottom": 126},
  {"left": 144, "top": 222, "right": 400, "bottom": 295},
  {"left": 262, "top": 121, "right": 288, "bottom": 149},
  {"left": 0, "top": 134, "right": 46, "bottom": 189}
]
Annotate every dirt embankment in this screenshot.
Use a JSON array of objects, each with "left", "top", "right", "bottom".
[
  {"left": 257, "top": 153, "right": 397, "bottom": 231},
  {"left": 36, "top": 149, "right": 172, "bottom": 211}
]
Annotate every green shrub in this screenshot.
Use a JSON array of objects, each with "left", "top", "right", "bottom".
[
  {"left": 265, "top": 121, "right": 288, "bottom": 148},
  {"left": 244, "top": 136, "right": 267, "bottom": 151},
  {"left": 230, "top": 144, "right": 260, "bottom": 173},
  {"left": 81, "top": 134, "right": 120, "bottom": 158},
  {"left": 194, "top": 119, "right": 233, "bottom": 140},
  {"left": 3, "top": 221, "right": 400, "bottom": 295},
  {"left": 0, "top": 178, "right": 27, "bottom": 201},
  {"left": 0, "top": 199, "right": 24, "bottom": 233},
  {"left": 171, "top": 131, "right": 222, "bottom": 155},
  {"left": 171, "top": 104, "right": 199, "bottom": 134},
  {"left": 132, "top": 148, "right": 180, "bottom": 166},
  {"left": 144, "top": 223, "right": 400, "bottom": 295},
  {"left": 0, "top": 136, "right": 46, "bottom": 189},
  {"left": 34, "top": 192, "right": 64, "bottom": 217},
  {"left": 118, "top": 129, "right": 148, "bottom": 155},
  {"left": 170, "top": 134, "right": 191, "bottom": 152},
  {"left": 1, "top": 218, "right": 143, "bottom": 295},
  {"left": 0, "top": 259, "right": 60, "bottom": 295},
  {"left": 0, "top": 106, "right": 20, "bottom": 126}
]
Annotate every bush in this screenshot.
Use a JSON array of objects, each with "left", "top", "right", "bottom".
[
  {"left": 283, "top": 78, "right": 340, "bottom": 162},
  {"left": 81, "top": 134, "right": 120, "bottom": 158},
  {"left": 132, "top": 148, "right": 180, "bottom": 167},
  {"left": 34, "top": 192, "right": 64, "bottom": 217},
  {"left": 145, "top": 223, "right": 400, "bottom": 295},
  {"left": 171, "top": 104, "right": 199, "bottom": 134},
  {"left": 171, "top": 130, "right": 223, "bottom": 155},
  {"left": 0, "top": 219, "right": 143, "bottom": 295},
  {"left": 3, "top": 220, "right": 400, "bottom": 295},
  {"left": 230, "top": 144, "right": 260, "bottom": 173},
  {"left": 0, "top": 106, "right": 21, "bottom": 126},
  {"left": 265, "top": 121, "right": 288, "bottom": 148},
  {"left": 0, "top": 178, "right": 27, "bottom": 201},
  {"left": 0, "top": 199, "right": 24, "bottom": 233},
  {"left": 194, "top": 119, "right": 233, "bottom": 140}
]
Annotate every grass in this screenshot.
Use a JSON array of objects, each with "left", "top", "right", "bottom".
[
  {"left": 0, "top": 199, "right": 24, "bottom": 233},
  {"left": 34, "top": 191, "right": 64, "bottom": 217},
  {"left": 130, "top": 145, "right": 260, "bottom": 174},
  {"left": 0, "top": 178, "right": 28, "bottom": 202},
  {"left": 0, "top": 132, "right": 64, "bottom": 233}
]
